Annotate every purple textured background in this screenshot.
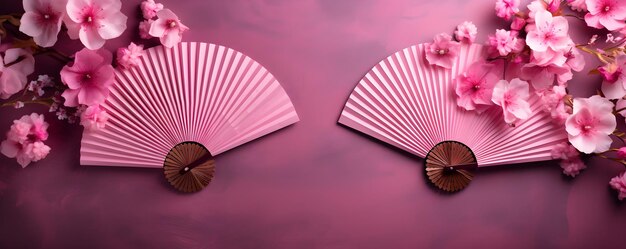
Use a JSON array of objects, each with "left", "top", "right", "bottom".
[{"left": 1, "top": 0, "right": 625, "bottom": 248}]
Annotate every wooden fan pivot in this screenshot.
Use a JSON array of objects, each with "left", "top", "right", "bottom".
[
  {"left": 424, "top": 141, "right": 477, "bottom": 192},
  {"left": 163, "top": 142, "right": 215, "bottom": 193}
]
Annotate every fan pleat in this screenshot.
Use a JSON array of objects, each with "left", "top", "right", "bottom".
[
  {"left": 151, "top": 46, "right": 184, "bottom": 143},
  {"left": 117, "top": 68, "right": 177, "bottom": 146},
  {"left": 80, "top": 42, "right": 299, "bottom": 167},
  {"left": 132, "top": 49, "right": 180, "bottom": 145},
  {"left": 388, "top": 52, "right": 433, "bottom": 151},
  {"left": 176, "top": 43, "right": 190, "bottom": 140},
  {"left": 89, "top": 99, "right": 166, "bottom": 158},
  {"left": 339, "top": 43, "right": 567, "bottom": 167},
  {"left": 201, "top": 48, "right": 244, "bottom": 145},
  {"left": 414, "top": 45, "right": 441, "bottom": 146},
  {"left": 187, "top": 43, "right": 199, "bottom": 141},
  {"left": 164, "top": 46, "right": 186, "bottom": 143},
  {"left": 370, "top": 65, "right": 424, "bottom": 151},
  {"left": 405, "top": 48, "right": 438, "bottom": 147},
  {"left": 105, "top": 74, "right": 172, "bottom": 149},
  {"left": 197, "top": 46, "right": 232, "bottom": 144},
  {"left": 348, "top": 82, "right": 423, "bottom": 154},
  {"left": 194, "top": 44, "right": 217, "bottom": 144}
]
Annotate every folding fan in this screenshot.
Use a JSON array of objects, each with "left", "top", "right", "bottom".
[
  {"left": 80, "top": 42, "right": 299, "bottom": 192},
  {"left": 338, "top": 43, "right": 567, "bottom": 192}
]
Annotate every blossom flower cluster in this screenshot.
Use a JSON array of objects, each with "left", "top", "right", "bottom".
[
  {"left": 20, "top": 0, "right": 127, "bottom": 50},
  {"left": 0, "top": 0, "right": 188, "bottom": 167},
  {"left": 1, "top": 113, "right": 51, "bottom": 168},
  {"left": 424, "top": 0, "right": 626, "bottom": 200},
  {"left": 138, "top": 0, "right": 189, "bottom": 48}
]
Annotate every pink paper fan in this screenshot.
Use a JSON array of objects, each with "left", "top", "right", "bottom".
[
  {"left": 339, "top": 43, "right": 566, "bottom": 191},
  {"left": 80, "top": 42, "right": 299, "bottom": 191}
]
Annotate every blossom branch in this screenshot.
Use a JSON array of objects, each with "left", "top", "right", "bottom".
[{"left": 0, "top": 98, "right": 53, "bottom": 108}]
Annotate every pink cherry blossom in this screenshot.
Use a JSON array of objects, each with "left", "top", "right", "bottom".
[
  {"left": 455, "top": 61, "right": 499, "bottom": 113},
  {"left": 565, "top": 95, "right": 616, "bottom": 154},
  {"left": 521, "top": 62, "right": 572, "bottom": 89},
  {"left": 0, "top": 113, "right": 51, "bottom": 168},
  {"left": 491, "top": 78, "right": 533, "bottom": 124},
  {"left": 454, "top": 21, "right": 478, "bottom": 43},
  {"left": 531, "top": 48, "right": 567, "bottom": 66},
  {"left": 564, "top": 47, "right": 585, "bottom": 72},
  {"left": 599, "top": 61, "right": 621, "bottom": 82},
  {"left": 511, "top": 17, "right": 526, "bottom": 31},
  {"left": 488, "top": 29, "right": 524, "bottom": 56},
  {"left": 560, "top": 157, "right": 587, "bottom": 177},
  {"left": 551, "top": 142, "right": 579, "bottom": 160},
  {"left": 495, "top": 0, "right": 520, "bottom": 20},
  {"left": 80, "top": 105, "right": 110, "bottom": 131},
  {"left": 19, "top": 0, "right": 67, "bottom": 47},
  {"left": 425, "top": 33, "right": 461, "bottom": 69},
  {"left": 526, "top": 10, "right": 571, "bottom": 52},
  {"left": 139, "top": 19, "right": 154, "bottom": 39},
  {"left": 552, "top": 103, "right": 572, "bottom": 124},
  {"left": 61, "top": 48, "right": 115, "bottom": 107},
  {"left": 527, "top": 0, "right": 560, "bottom": 22},
  {"left": 0, "top": 48, "right": 35, "bottom": 99},
  {"left": 149, "top": 9, "right": 189, "bottom": 48},
  {"left": 116, "top": 42, "right": 145, "bottom": 69},
  {"left": 568, "top": 0, "right": 588, "bottom": 11},
  {"left": 140, "top": 0, "right": 163, "bottom": 19},
  {"left": 599, "top": 55, "right": 626, "bottom": 99},
  {"left": 585, "top": 0, "right": 626, "bottom": 31},
  {"left": 609, "top": 172, "right": 626, "bottom": 200},
  {"left": 538, "top": 85, "right": 571, "bottom": 124},
  {"left": 65, "top": 0, "right": 128, "bottom": 50},
  {"left": 533, "top": 41, "right": 583, "bottom": 67},
  {"left": 551, "top": 142, "right": 586, "bottom": 177}
]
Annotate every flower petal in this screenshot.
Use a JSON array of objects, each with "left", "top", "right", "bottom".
[
  {"left": 4, "top": 48, "right": 35, "bottom": 75},
  {"left": 97, "top": 11, "right": 127, "bottom": 39},
  {"left": 95, "top": 65, "right": 115, "bottom": 89},
  {"left": 66, "top": 0, "right": 90, "bottom": 22},
  {"left": 74, "top": 48, "right": 106, "bottom": 68},
  {"left": 569, "top": 133, "right": 596, "bottom": 154},
  {"left": 584, "top": 13, "right": 603, "bottom": 29},
  {"left": 0, "top": 140, "right": 20, "bottom": 158},
  {"left": 602, "top": 80, "right": 626, "bottom": 99},
  {"left": 61, "top": 88, "right": 81, "bottom": 107},
  {"left": 79, "top": 26, "right": 105, "bottom": 50},
  {"left": 587, "top": 95, "right": 614, "bottom": 113},
  {"left": 78, "top": 86, "right": 106, "bottom": 106},
  {"left": 510, "top": 100, "right": 532, "bottom": 120},
  {"left": 0, "top": 69, "right": 26, "bottom": 98},
  {"left": 592, "top": 132, "right": 613, "bottom": 153},
  {"left": 64, "top": 15, "right": 80, "bottom": 39},
  {"left": 149, "top": 19, "right": 167, "bottom": 37},
  {"left": 565, "top": 114, "right": 581, "bottom": 136},
  {"left": 32, "top": 20, "right": 63, "bottom": 47},
  {"left": 156, "top": 8, "right": 178, "bottom": 20},
  {"left": 60, "top": 66, "right": 85, "bottom": 89},
  {"left": 161, "top": 30, "right": 181, "bottom": 48},
  {"left": 19, "top": 12, "right": 44, "bottom": 37},
  {"left": 595, "top": 112, "right": 617, "bottom": 134},
  {"left": 599, "top": 16, "right": 626, "bottom": 31},
  {"left": 508, "top": 78, "right": 530, "bottom": 99},
  {"left": 491, "top": 80, "right": 507, "bottom": 105}
]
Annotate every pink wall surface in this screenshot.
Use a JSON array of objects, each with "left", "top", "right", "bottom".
[{"left": 1, "top": 0, "right": 625, "bottom": 248}]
